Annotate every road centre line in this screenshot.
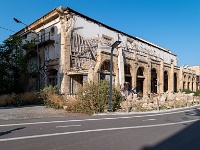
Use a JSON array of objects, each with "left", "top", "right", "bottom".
[
  {"left": 0, "top": 118, "right": 199, "bottom": 142},
  {"left": 143, "top": 119, "right": 157, "bottom": 121},
  {"left": 0, "top": 108, "right": 198, "bottom": 127},
  {"left": 56, "top": 125, "right": 81, "bottom": 128}
]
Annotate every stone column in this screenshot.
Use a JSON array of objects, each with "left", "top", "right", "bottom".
[
  {"left": 179, "top": 66, "right": 183, "bottom": 91},
  {"left": 59, "top": 12, "right": 71, "bottom": 94},
  {"left": 185, "top": 77, "right": 188, "bottom": 90},
  {"left": 131, "top": 62, "right": 136, "bottom": 89},
  {"left": 193, "top": 77, "right": 197, "bottom": 92},
  {"left": 93, "top": 50, "right": 102, "bottom": 82},
  {"left": 132, "top": 51, "right": 138, "bottom": 88},
  {"left": 159, "top": 60, "right": 164, "bottom": 93},
  {"left": 114, "top": 56, "right": 120, "bottom": 89},
  {"left": 118, "top": 47, "right": 125, "bottom": 88},
  {"left": 143, "top": 75, "right": 148, "bottom": 97},
  {"left": 169, "top": 59, "right": 174, "bottom": 92},
  {"left": 146, "top": 55, "right": 151, "bottom": 95}
]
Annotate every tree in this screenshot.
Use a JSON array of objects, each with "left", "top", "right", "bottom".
[{"left": 0, "top": 36, "right": 32, "bottom": 94}]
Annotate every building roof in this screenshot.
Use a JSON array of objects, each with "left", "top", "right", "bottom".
[{"left": 14, "top": 6, "right": 176, "bottom": 56}]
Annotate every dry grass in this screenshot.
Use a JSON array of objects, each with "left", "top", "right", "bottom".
[
  {"left": 0, "top": 94, "right": 13, "bottom": 106},
  {"left": 65, "top": 97, "right": 79, "bottom": 112},
  {"left": 47, "top": 93, "right": 64, "bottom": 108},
  {"left": 20, "top": 92, "right": 40, "bottom": 104},
  {"left": 0, "top": 92, "right": 41, "bottom": 107}
]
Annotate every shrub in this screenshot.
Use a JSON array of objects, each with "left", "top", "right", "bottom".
[
  {"left": 67, "top": 80, "right": 123, "bottom": 115},
  {"left": 183, "top": 89, "right": 192, "bottom": 94},
  {"left": 182, "top": 89, "right": 200, "bottom": 97},
  {"left": 39, "top": 85, "right": 64, "bottom": 109},
  {"left": 194, "top": 90, "right": 200, "bottom": 96}
]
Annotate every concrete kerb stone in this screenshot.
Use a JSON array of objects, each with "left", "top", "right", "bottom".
[{"left": 93, "top": 104, "right": 200, "bottom": 116}]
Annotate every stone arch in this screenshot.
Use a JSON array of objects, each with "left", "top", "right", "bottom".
[
  {"left": 192, "top": 77, "right": 194, "bottom": 91},
  {"left": 191, "top": 76, "right": 196, "bottom": 91},
  {"left": 151, "top": 68, "right": 157, "bottom": 93},
  {"left": 100, "top": 60, "right": 111, "bottom": 72},
  {"left": 188, "top": 76, "right": 191, "bottom": 90},
  {"left": 164, "top": 71, "right": 168, "bottom": 92},
  {"left": 183, "top": 74, "right": 187, "bottom": 90},
  {"left": 124, "top": 63, "right": 133, "bottom": 89},
  {"left": 136, "top": 67, "right": 145, "bottom": 96},
  {"left": 99, "top": 59, "right": 112, "bottom": 80},
  {"left": 174, "top": 72, "right": 178, "bottom": 92}
]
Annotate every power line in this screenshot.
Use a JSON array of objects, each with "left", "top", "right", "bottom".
[{"left": 0, "top": 26, "right": 15, "bottom": 32}]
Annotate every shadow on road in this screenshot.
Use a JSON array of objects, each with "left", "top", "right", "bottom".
[
  {"left": 142, "top": 108, "right": 200, "bottom": 150},
  {"left": 0, "top": 127, "right": 25, "bottom": 136}
]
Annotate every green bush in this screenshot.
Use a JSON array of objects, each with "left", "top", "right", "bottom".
[
  {"left": 67, "top": 80, "right": 123, "bottom": 115},
  {"left": 182, "top": 89, "right": 192, "bottom": 94},
  {"left": 39, "top": 85, "right": 64, "bottom": 109},
  {"left": 194, "top": 90, "right": 200, "bottom": 96},
  {"left": 182, "top": 89, "right": 200, "bottom": 96}
]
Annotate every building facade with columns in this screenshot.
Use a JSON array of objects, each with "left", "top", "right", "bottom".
[
  {"left": 188, "top": 66, "right": 200, "bottom": 90},
  {"left": 15, "top": 6, "right": 197, "bottom": 96}
]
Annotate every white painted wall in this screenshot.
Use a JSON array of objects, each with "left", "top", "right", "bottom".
[{"left": 72, "top": 15, "right": 178, "bottom": 66}]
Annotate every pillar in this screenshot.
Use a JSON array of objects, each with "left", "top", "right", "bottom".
[
  {"left": 169, "top": 59, "right": 174, "bottom": 92},
  {"left": 59, "top": 11, "right": 71, "bottom": 94},
  {"left": 179, "top": 66, "right": 183, "bottom": 91},
  {"left": 118, "top": 47, "right": 125, "bottom": 88},
  {"left": 146, "top": 55, "right": 151, "bottom": 96},
  {"left": 159, "top": 60, "right": 164, "bottom": 93}
]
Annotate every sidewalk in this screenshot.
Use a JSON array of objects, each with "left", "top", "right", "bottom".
[
  {"left": 0, "top": 105, "right": 81, "bottom": 120},
  {"left": 1, "top": 104, "right": 199, "bottom": 120}
]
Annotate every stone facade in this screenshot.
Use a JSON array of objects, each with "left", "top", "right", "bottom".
[
  {"left": 15, "top": 6, "right": 197, "bottom": 96},
  {"left": 188, "top": 66, "right": 200, "bottom": 90}
]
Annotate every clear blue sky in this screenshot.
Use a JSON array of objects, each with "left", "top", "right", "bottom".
[{"left": 0, "top": 0, "right": 199, "bottom": 66}]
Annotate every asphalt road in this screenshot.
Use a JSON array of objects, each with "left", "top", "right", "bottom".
[{"left": 1, "top": 106, "right": 200, "bottom": 150}]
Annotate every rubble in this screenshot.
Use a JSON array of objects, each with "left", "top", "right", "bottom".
[{"left": 120, "top": 91, "right": 200, "bottom": 112}]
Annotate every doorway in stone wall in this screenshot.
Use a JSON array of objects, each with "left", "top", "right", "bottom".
[
  {"left": 136, "top": 67, "right": 144, "bottom": 96},
  {"left": 174, "top": 73, "right": 177, "bottom": 92},
  {"left": 47, "top": 69, "right": 58, "bottom": 87},
  {"left": 164, "top": 71, "right": 168, "bottom": 92},
  {"left": 188, "top": 76, "right": 191, "bottom": 90},
  {"left": 151, "top": 68, "right": 157, "bottom": 93},
  {"left": 124, "top": 64, "right": 132, "bottom": 90}
]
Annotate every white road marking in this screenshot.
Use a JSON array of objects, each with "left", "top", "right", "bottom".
[
  {"left": 0, "top": 108, "right": 198, "bottom": 127},
  {"left": 0, "top": 118, "right": 199, "bottom": 142},
  {"left": 56, "top": 125, "right": 81, "bottom": 128},
  {"left": 190, "top": 114, "right": 196, "bottom": 116},
  {"left": 143, "top": 119, "right": 156, "bottom": 121}
]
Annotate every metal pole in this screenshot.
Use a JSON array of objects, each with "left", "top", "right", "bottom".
[
  {"left": 36, "top": 35, "right": 40, "bottom": 91},
  {"left": 109, "top": 47, "right": 114, "bottom": 112}
]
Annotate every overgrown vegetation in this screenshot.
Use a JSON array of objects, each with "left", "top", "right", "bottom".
[
  {"left": 183, "top": 89, "right": 200, "bottom": 96},
  {"left": 66, "top": 80, "right": 123, "bottom": 115},
  {"left": 39, "top": 85, "right": 65, "bottom": 109},
  {"left": 0, "top": 36, "right": 37, "bottom": 94},
  {"left": 0, "top": 92, "right": 42, "bottom": 107}
]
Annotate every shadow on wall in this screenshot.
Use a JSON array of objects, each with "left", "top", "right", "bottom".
[{"left": 142, "top": 109, "right": 200, "bottom": 150}]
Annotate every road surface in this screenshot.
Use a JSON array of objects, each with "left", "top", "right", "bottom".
[{"left": 1, "top": 106, "right": 200, "bottom": 150}]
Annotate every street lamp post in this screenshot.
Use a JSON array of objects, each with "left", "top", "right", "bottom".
[
  {"left": 108, "top": 41, "right": 121, "bottom": 112},
  {"left": 13, "top": 18, "right": 40, "bottom": 91}
]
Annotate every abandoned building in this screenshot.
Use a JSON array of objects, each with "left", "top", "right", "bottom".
[
  {"left": 14, "top": 6, "right": 198, "bottom": 97},
  {"left": 189, "top": 66, "right": 200, "bottom": 90}
]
